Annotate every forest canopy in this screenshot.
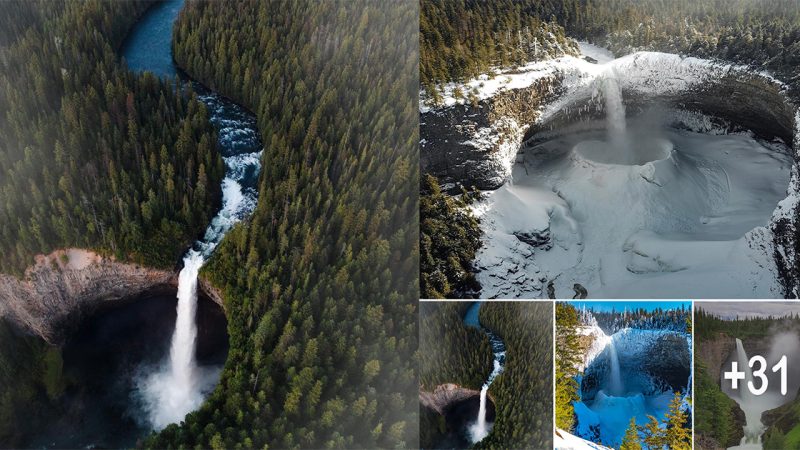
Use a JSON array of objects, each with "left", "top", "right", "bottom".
[
  {"left": 147, "top": 1, "right": 419, "bottom": 448},
  {"left": 0, "top": 0, "right": 223, "bottom": 274}
]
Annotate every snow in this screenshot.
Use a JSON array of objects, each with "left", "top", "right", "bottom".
[
  {"left": 420, "top": 46, "right": 783, "bottom": 114},
  {"left": 462, "top": 117, "right": 529, "bottom": 188},
  {"left": 577, "top": 324, "right": 612, "bottom": 372},
  {"left": 555, "top": 427, "right": 613, "bottom": 450},
  {"left": 424, "top": 39, "right": 798, "bottom": 298},
  {"left": 572, "top": 325, "right": 691, "bottom": 448},
  {"left": 474, "top": 114, "right": 792, "bottom": 299},
  {"left": 578, "top": 42, "right": 614, "bottom": 64}
]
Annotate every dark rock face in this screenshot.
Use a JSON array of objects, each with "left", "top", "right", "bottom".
[
  {"left": 419, "top": 384, "right": 496, "bottom": 449},
  {"left": 531, "top": 72, "right": 795, "bottom": 144},
  {"left": 581, "top": 331, "right": 690, "bottom": 401},
  {"left": 642, "top": 333, "right": 692, "bottom": 392},
  {"left": 421, "top": 54, "right": 800, "bottom": 296},
  {"left": 420, "top": 76, "right": 565, "bottom": 192},
  {"left": 697, "top": 333, "right": 736, "bottom": 387},
  {"left": 0, "top": 248, "right": 224, "bottom": 344},
  {"left": 419, "top": 383, "right": 483, "bottom": 415},
  {"left": 420, "top": 103, "right": 497, "bottom": 191},
  {"left": 513, "top": 228, "right": 552, "bottom": 249}
]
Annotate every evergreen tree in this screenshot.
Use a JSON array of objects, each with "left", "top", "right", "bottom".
[
  {"left": 640, "top": 415, "right": 667, "bottom": 449},
  {"left": 665, "top": 392, "right": 691, "bottom": 449},
  {"left": 620, "top": 417, "right": 642, "bottom": 450},
  {"left": 555, "top": 302, "right": 582, "bottom": 431},
  {"left": 420, "top": 174, "right": 482, "bottom": 298}
]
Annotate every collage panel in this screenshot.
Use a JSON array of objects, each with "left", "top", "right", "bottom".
[
  {"left": 419, "top": 301, "right": 553, "bottom": 449},
  {"left": 695, "top": 302, "right": 800, "bottom": 450},
  {"left": 556, "top": 301, "right": 692, "bottom": 450},
  {"left": 420, "top": 2, "right": 799, "bottom": 302}
]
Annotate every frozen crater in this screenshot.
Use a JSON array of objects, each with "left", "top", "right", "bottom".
[{"left": 472, "top": 47, "right": 795, "bottom": 299}]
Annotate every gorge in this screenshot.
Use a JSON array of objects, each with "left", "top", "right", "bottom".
[
  {"left": 421, "top": 43, "right": 800, "bottom": 299},
  {"left": 463, "top": 302, "right": 506, "bottom": 444},
  {"left": 0, "top": 0, "right": 262, "bottom": 445}
]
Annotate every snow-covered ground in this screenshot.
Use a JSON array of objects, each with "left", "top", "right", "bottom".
[
  {"left": 420, "top": 42, "right": 780, "bottom": 114},
  {"left": 570, "top": 325, "right": 692, "bottom": 448},
  {"left": 474, "top": 120, "right": 792, "bottom": 298},
  {"left": 442, "top": 41, "right": 796, "bottom": 299},
  {"left": 555, "top": 427, "right": 613, "bottom": 450},
  {"left": 578, "top": 42, "right": 614, "bottom": 64}
]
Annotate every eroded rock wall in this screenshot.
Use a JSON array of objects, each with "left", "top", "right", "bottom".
[
  {"left": 0, "top": 249, "right": 223, "bottom": 344},
  {"left": 420, "top": 76, "right": 565, "bottom": 191},
  {"left": 419, "top": 383, "right": 482, "bottom": 415}
]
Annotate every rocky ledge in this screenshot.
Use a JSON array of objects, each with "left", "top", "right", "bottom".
[
  {"left": 419, "top": 383, "right": 483, "bottom": 415},
  {"left": 420, "top": 76, "right": 565, "bottom": 192},
  {"left": 0, "top": 248, "right": 223, "bottom": 344}
]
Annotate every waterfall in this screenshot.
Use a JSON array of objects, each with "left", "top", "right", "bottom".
[
  {"left": 607, "top": 339, "right": 624, "bottom": 396},
  {"left": 138, "top": 99, "right": 261, "bottom": 431},
  {"left": 602, "top": 71, "right": 627, "bottom": 139},
  {"left": 467, "top": 305, "right": 506, "bottom": 444},
  {"left": 472, "top": 385, "right": 490, "bottom": 441},
  {"left": 124, "top": 0, "right": 263, "bottom": 433},
  {"left": 735, "top": 338, "right": 763, "bottom": 446},
  {"left": 167, "top": 251, "right": 203, "bottom": 399},
  {"left": 600, "top": 70, "right": 633, "bottom": 163}
]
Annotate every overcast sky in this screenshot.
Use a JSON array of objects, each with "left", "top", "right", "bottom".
[{"left": 696, "top": 302, "right": 800, "bottom": 319}]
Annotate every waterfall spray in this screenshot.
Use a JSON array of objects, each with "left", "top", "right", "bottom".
[
  {"left": 602, "top": 69, "right": 626, "bottom": 134},
  {"left": 607, "top": 338, "right": 624, "bottom": 396},
  {"left": 469, "top": 330, "right": 506, "bottom": 443},
  {"left": 600, "top": 69, "right": 633, "bottom": 163},
  {"left": 735, "top": 338, "right": 763, "bottom": 445},
  {"left": 124, "top": 0, "right": 263, "bottom": 433}
]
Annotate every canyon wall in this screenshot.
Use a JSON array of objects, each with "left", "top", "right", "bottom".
[
  {"left": 419, "top": 383, "right": 483, "bottom": 416},
  {"left": 420, "top": 76, "right": 565, "bottom": 192},
  {"left": 0, "top": 248, "right": 223, "bottom": 344}
]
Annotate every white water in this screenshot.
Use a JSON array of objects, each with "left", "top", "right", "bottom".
[
  {"left": 601, "top": 70, "right": 629, "bottom": 160},
  {"left": 473, "top": 385, "right": 489, "bottom": 441},
  {"left": 139, "top": 172, "right": 257, "bottom": 429},
  {"left": 139, "top": 131, "right": 261, "bottom": 430},
  {"left": 729, "top": 338, "right": 762, "bottom": 449},
  {"left": 727, "top": 336, "right": 798, "bottom": 450},
  {"left": 465, "top": 303, "right": 506, "bottom": 444},
  {"left": 607, "top": 339, "right": 624, "bottom": 396},
  {"left": 469, "top": 356, "right": 504, "bottom": 443},
  {"left": 573, "top": 324, "right": 690, "bottom": 448}
]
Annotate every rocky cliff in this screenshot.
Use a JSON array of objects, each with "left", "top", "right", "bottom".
[
  {"left": 0, "top": 248, "right": 223, "bottom": 344},
  {"left": 697, "top": 332, "right": 736, "bottom": 387},
  {"left": 419, "top": 383, "right": 483, "bottom": 415},
  {"left": 420, "top": 76, "right": 564, "bottom": 192}
]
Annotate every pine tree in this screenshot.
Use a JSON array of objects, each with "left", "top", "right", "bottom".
[
  {"left": 620, "top": 417, "right": 642, "bottom": 450},
  {"left": 640, "top": 414, "right": 667, "bottom": 449},
  {"left": 665, "top": 392, "right": 691, "bottom": 449},
  {"left": 555, "top": 303, "right": 582, "bottom": 431}
]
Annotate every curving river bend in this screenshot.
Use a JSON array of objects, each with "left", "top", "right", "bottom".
[
  {"left": 20, "top": 2, "right": 263, "bottom": 447},
  {"left": 121, "top": 0, "right": 263, "bottom": 433}
]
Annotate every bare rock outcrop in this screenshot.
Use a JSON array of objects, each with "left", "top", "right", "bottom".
[
  {"left": 696, "top": 332, "right": 736, "bottom": 385},
  {"left": 0, "top": 248, "right": 222, "bottom": 344},
  {"left": 420, "top": 76, "right": 565, "bottom": 192},
  {"left": 419, "top": 383, "right": 482, "bottom": 415}
]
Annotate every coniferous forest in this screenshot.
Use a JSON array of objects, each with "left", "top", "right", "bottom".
[
  {"left": 150, "top": 1, "right": 419, "bottom": 448},
  {"left": 419, "top": 302, "right": 552, "bottom": 449},
  {"left": 421, "top": 0, "right": 800, "bottom": 93},
  {"left": 0, "top": 0, "right": 418, "bottom": 448},
  {"left": 0, "top": 0, "right": 223, "bottom": 274}
]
